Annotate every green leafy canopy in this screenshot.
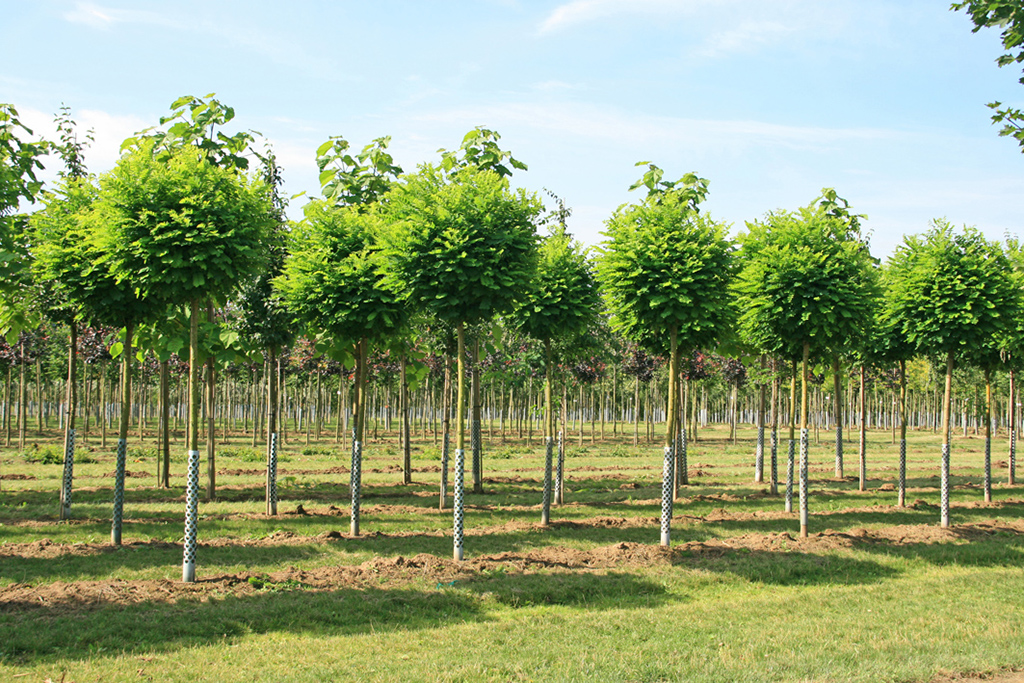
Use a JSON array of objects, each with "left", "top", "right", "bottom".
[
  {"left": 597, "top": 173, "right": 734, "bottom": 355},
  {"left": 99, "top": 141, "right": 274, "bottom": 307},
  {"left": 276, "top": 200, "right": 406, "bottom": 347},
  {"left": 734, "top": 193, "right": 879, "bottom": 361},
  {"left": 512, "top": 226, "right": 601, "bottom": 345},
  {"left": 885, "top": 219, "right": 1020, "bottom": 364},
  {"left": 381, "top": 165, "right": 541, "bottom": 327}
]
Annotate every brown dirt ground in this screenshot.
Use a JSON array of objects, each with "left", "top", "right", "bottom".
[{"left": 3, "top": 517, "right": 1023, "bottom": 616}]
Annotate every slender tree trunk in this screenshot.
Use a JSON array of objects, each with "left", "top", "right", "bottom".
[
  {"left": 112, "top": 322, "right": 134, "bottom": 547},
  {"left": 59, "top": 323, "right": 78, "bottom": 520},
  {"left": 161, "top": 360, "right": 170, "bottom": 488},
  {"left": 660, "top": 325, "right": 678, "bottom": 547},
  {"left": 454, "top": 323, "right": 467, "bottom": 560},
  {"left": 679, "top": 378, "right": 690, "bottom": 487},
  {"left": 858, "top": 364, "right": 867, "bottom": 491},
  {"left": 351, "top": 340, "right": 368, "bottom": 535},
  {"left": 755, "top": 355, "right": 766, "bottom": 483},
  {"left": 183, "top": 300, "right": 202, "bottom": 582},
  {"left": 440, "top": 355, "right": 451, "bottom": 511},
  {"left": 612, "top": 365, "right": 618, "bottom": 436},
  {"left": 1010, "top": 369, "right": 1017, "bottom": 485},
  {"left": 18, "top": 338, "right": 26, "bottom": 450},
  {"left": 266, "top": 347, "right": 280, "bottom": 516},
  {"left": 401, "top": 353, "right": 411, "bottom": 485},
  {"left": 633, "top": 376, "right": 640, "bottom": 446},
  {"left": 786, "top": 360, "right": 797, "bottom": 513},
  {"left": 101, "top": 364, "right": 107, "bottom": 449},
  {"left": 206, "top": 303, "right": 217, "bottom": 501},
  {"left": 770, "top": 360, "right": 779, "bottom": 496},
  {"left": 36, "top": 355, "right": 43, "bottom": 435},
  {"left": 541, "top": 339, "right": 554, "bottom": 526},
  {"left": 985, "top": 367, "right": 993, "bottom": 504},
  {"left": 940, "top": 351, "right": 954, "bottom": 528},
  {"left": 897, "top": 360, "right": 905, "bottom": 505},
  {"left": 833, "top": 357, "right": 843, "bottom": 478},
  {"left": 578, "top": 383, "right": 585, "bottom": 447},
  {"left": 470, "top": 339, "right": 482, "bottom": 494},
  {"left": 799, "top": 342, "right": 810, "bottom": 538}
]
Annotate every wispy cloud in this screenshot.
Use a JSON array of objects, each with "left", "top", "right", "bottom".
[
  {"left": 538, "top": 0, "right": 836, "bottom": 60},
  {"left": 692, "top": 20, "right": 796, "bottom": 58},
  {"left": 538, "top": 0, "right": 683, "bottom": 35},
  {"left": 62, "top": 2, "right": 179, "bottom": 30},
  {"left": 532, "top": 80, "right": 583, "bottom": 92},
  {"left": 61, "top": 1, "right": 344, "bottom": 79},
  {"left": 412, "top": 101, "right": 907, "bottom": 154}
]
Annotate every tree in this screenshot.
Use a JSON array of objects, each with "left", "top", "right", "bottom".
[
  {"left": 1, "top": 103, "right": 50, "bottom": 338},
  {"left": 876, "top": 270, "right": 918, "bottom": 507},
  {"left": 28, "top": 105, "right": 94, "bottom": 520},
  {"left": 886, "top": 220, "right": 1018, "bottom": 527},
  {"left": 383, "top": 164, "right": 540, "bottom": 560},
  {"left": 234, "top": 146, "right": 294, "bottom": 514},
  {"left": 952, "top": 1, "right": 1024, "bottom": 149},
  {"left": 511, "top": 217, "right": 601, "bottom": 525},
  {"left": 735, "top": 191, "right": 878, "bottom": 537},
  {"left": 597, "top": 162, "right": 734, "bottom": 547},
  {"left": 276, "top": 200, "right": 407, "bottom": 534},
  {"left": 100, "top": 140, "right": 273, "bottom": 579}
]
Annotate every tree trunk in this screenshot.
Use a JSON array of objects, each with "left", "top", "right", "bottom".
[
  {"left": 453, "top": 323, "right": 467, "bottom": 560},
  {"left": 1009, "top": 369, "right": 1017, "bottom": 485},
  {"left": 401, "top": 353, "right": 411, "bottom": 485},
  {"left": 59, "top": 322, "right": 78, "bottom": 520},
  {"left": 769, "top": 359, "right": 779, "bottom": 496},
  {"left": 786, "top": 359, "right": 797, "bottom": 513},
  {"left": 161, "top": 360, "right": 170, "bottom": 488},
  {"left": 471, "top": 339, "right": 482, "bottom": 494},
  {"left": 755, "top": 355, "right": 766, "bottom": 483},
  {"left": 266, "top": 347, "right": 280, "bottom": 516},
  {"left": 206, "top": 303, "right": 217, "bottom": 501},
  {"left": 660, "top": 325, "right": 678, "bottom": 547},
  {"left": 833, "top": 357, "right": 843, "bottom": 478},
  {"left": 541, "top": 339, "right": 554, "bottom": 526},
  {"left": 351, "top": 339, "right": 368, "bottom": 535},
  {"left": 183, "top": 300, "right": 202, "bottom": 582},
  {"left": 799, "top": 342, "right": 810, "bottom": 538},
  {"left": 111, "top": 322, "right": 135, "bottom": 547},
  {"left": 940, "top": 350, "right": 953, "bottom": 528},
  {"left": 858, "top": 364, "right": 867, "bottom": 491},
  {"left": 18, "top": 338, "right": 26, "bottom": 450},
  {"left": 984, "top": 367, "right": 993, "bottom": 504},
  {"left": 440, "top": 355, "right": 451, "bottom": 510}
]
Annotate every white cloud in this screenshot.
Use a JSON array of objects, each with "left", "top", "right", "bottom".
[
  {"left": 532, "top": 80, "right": 583, "bottom": 92},
  {"left": 538, "top": 0, "right": 685, "bottom": 35},
  {"left": 62, "top": 2, "right": 179, "bottom": 30},
  {"left": 61, "top": 2, "right": 342, "bottom": 79},
  {"left": 18, "top": 105, "right": 151, "bottom": 177},
  {"left": 692, "top": 20, "right": 796, "bottom": 58},
  {"left": 411, "top": 101, "right": 906, "bottom": 154}
]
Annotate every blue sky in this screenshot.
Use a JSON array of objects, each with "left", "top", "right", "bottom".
[{"left": 4, "top": 0, "right": 1023, "bottom": 258}]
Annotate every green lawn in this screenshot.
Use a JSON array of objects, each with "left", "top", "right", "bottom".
[{"left": 1, "top": 422, "right": 1022, "bottom": 682}]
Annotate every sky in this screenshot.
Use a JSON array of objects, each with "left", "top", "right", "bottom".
[{"left": 3, "top": 0, "right": 1024, "bottom": 259}]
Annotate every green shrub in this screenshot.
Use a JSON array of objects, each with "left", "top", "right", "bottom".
[
  {"left": 609, "top": 445, "right": 644, "bottom": 458},
  {"left": 300, "top": 445, "right": 336, "bottom": 457},
  {"left": 21, "top": 445, "right": 63, "bottom": 465}
]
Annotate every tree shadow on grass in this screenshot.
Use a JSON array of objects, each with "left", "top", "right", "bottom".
[
  {"left": 0, "top": 571, "right": 671, "bottom": 664},
  {"left": 669, "top": 547, "right": 900, "bottom": 586}
]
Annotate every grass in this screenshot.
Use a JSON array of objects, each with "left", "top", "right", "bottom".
[{"left": 0, "top": 421, "right": 1022, "bottom": 681}]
